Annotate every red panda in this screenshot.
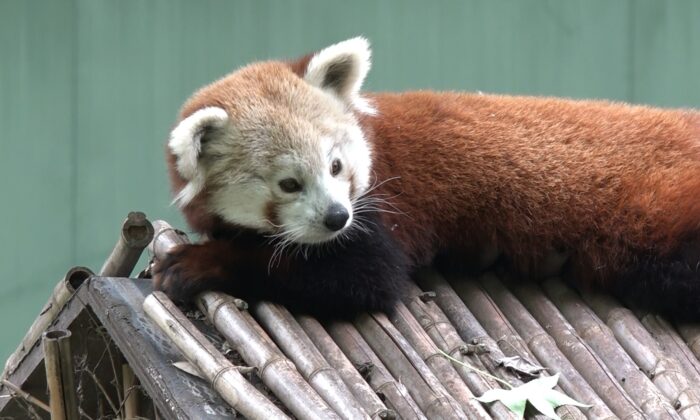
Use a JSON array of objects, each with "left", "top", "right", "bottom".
[{"left": 155, "top": 37, "right": 700, "bottom": 319}]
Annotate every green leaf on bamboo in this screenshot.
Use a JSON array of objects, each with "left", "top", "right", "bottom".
[{"left": 475, "top": 374, "right": 590, "bottom": 419}]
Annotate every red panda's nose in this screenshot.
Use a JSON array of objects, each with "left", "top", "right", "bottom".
[{"left": 324, "top": 203, "right": 349, "bottom": 231}]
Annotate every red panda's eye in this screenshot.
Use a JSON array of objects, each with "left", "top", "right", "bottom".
[
  {"left": 331, "top": 159, "right": 342, "bottom": 176},
  {"left": 279, "top": 178, "right": 302, "bottom": 193}
]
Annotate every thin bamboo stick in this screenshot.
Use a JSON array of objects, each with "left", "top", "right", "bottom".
[
  {"left": 1, "top": 379, "right": 50, "bottom": 413},
  {"left": 325, "top": 320, "right": 427, "bottom": 420},
  {"left": 452, "top": 275, "right": 586, "bottom": 420},
  {"left": 121, "top": 364, "right": 139, "bottom": 419},
  {"left": 100, "top": 212, "right": 154, "bottom": 277},
  {"left": 403, "top": 279, "right": 518, "bottom": 420},
  {"left": 354, "top": 313, "right": 468, "bottom": 419},
  {"left": 252, "top": 303, "right": 370, "bottom": 420},
  {"left": 42, "top": 330, "right": 79, "bottom": 420},
  {"left": 676, "top": 323, "right": 700, "bottom": 366},
  {"left": 506, "top": 277, "right": 646, "bottom": 420},
  {"left": 296, "top": 315, "right": 394, "bottom": 420},
  {"left": 143, "top": 292, "right": 289, "bottom": 420},
  {"left": 415, "top": 270, "right": 528, "bottom": 387},
  {"left": 480, "top": 273, "right": 617, "bottom": 419},
  {"left": 198, "top": 293, "right": 340, "bottom": 420},
  {"left": 149, "top": 220, "right": 338, "bottom": 420},
  {"left": 390, "top": 302, "right": 492, "bottom": 419},
  {"left": 637, "top": 313, "right": 700, "bottom": 387},
  {"left": 3, "top": 266, "right": 93, "bottom": 377},
  {"left": 582, "top": 290, "right": 700, "bottom": 419},
  {"left": 542, "top": 277, "right": 681, "bottom": 419}
]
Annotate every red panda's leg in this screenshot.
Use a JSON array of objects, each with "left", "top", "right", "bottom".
[{"left": 152, "top": 240, "right": 269, "bottom": 304}]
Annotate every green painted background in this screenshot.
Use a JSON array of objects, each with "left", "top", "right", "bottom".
[{"left": 1, "top": 1, "right": 699, "bottom": 362}]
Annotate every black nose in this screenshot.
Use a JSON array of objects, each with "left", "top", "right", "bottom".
[{"left": 323, "top": 203, "right": 349, "bottom": 231}]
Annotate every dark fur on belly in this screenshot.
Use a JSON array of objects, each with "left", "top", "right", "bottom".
[{"left": 153, "top": 212, "right": 411, "bottom": 318}]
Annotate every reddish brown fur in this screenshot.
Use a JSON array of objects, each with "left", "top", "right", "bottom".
[
  {"left": 356, "top": 92, "right": 700, "bottom": 285},
  {"left": 161, "top": 51, "right": 700, "bottom": 316}
]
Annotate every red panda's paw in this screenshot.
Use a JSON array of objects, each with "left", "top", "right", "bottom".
[{"left": 152, "top": 244, "right": 231, "bottom": 304}]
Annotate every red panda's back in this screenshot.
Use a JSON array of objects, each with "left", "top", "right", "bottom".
[{"left": 361, "top": 91, "right": 700, "bottom": 278}]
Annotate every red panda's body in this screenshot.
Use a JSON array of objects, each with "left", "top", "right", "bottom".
[
  {"left": 155, "top": 38, "right": 700, "bottom": 319},
  {"left": 362, "top": 92, "right": 700, "bottom": 284}
]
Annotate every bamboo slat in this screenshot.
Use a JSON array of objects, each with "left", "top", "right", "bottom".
[
  {"left": 403, "top": 279, "right": 519, "bottom": 420},
  {"left": 542, "top": 278, "right": 681, "bottom": 419},
  {"left": 143, "top": 292, "right": 289, "bottom": 420},
  {"left": 507, "top": 278, "right": 646, "bottom": 420},
  {"left": 452, "top": 276, "right": 586, "bottom": 420},
  {"left": 122, "top": 364, "right": 139, "bottom": 419},
  {"left": 99, "top": 212, "right": 154, "bottom": 277},
  {"left": 42, "top": 330, "right": 79, "bottom": 420},
  {"left": 3, "top": 266, "right": 93, "bottom": 377},
  {"left": 326, "top": 320, "right": 427, "bottom": 420},
  {"left": 198, "top": 293, "right": 339, "bottom": 420},
  {"left": 636, "top": 313, "right": 700, "bottom": 387},
  {"left": 149, "top": 220, "right": 337, "bottom": 420},
  {"left": 355, "top": 313, "right": 469, "bottom": 419},
  {"left": 415, "top": 270, "right": 532, "bottom": 387},
  {"left": 480, "top": 274, "right": 617, "bottom": 419},
  {"left": 582, "top": 290, "right": 700, "bottom": 418},
  {"left": 296, "top": 315, "right": 394, "bottom": 420},
  {"left": 252, "top": 303, "right": 370, "bottom": 420},
  {"left": 390, "top": 302, "right": 492, "bottom": 419}
]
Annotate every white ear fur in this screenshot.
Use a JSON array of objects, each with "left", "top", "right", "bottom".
[
  {"left": 304, "top": 37, "right": 375, "bottom": 114},
  {"left": 168, "top": 106, "right": 228, "bottom": 206}
]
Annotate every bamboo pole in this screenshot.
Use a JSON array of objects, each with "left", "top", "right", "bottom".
[
  {"left": 198, "top": 293, "right": 340, "bottom": 420},
  {"left": 581, "top": 290, "right": 700, "bottom": 419},
  {"left": 3, "top": 266, "right": 93, "bottom": 377},
  {"left": 676, "top": 323, "right": 700, "bottom": 367},
  {"left": 296, "top": 315, "right": 395, "bottom": 420},
  {"left": 506, "top": 277, "right": 646, "bottom": 420},
  {"left": 121, "top": 364, "right": 139, "bottom": 419},
  {"left": 354, "top": 313, "right": 469, "bottom": 419},
  {"left": 452, "top": 275, "right": 586, "bottom": 420},
  {"left": 149, "top": 220, "right": 338, "bottom": 420},
  {"left": 636, "top": 313, "right": 700, "bottom": 387},
  {"left": 542, "top": 277, "right": 681, "bottom": 419},
  {"left": 403, "top": 279, "right": 518, "bottom": 420},
  {"left": 480, "top": 274, "right": 617, "bottom": 419},
  {"left": 389, "top": 302, "right": 492, "bottom": 419},
  {"left": 325, "top": 320, "right": 427, "bottom": 420},
  {"left": 100, "top": 211, "right": 154, "bottom": 277},
  {"left": 42, "top": 330, "right": 79, "bottom": 420},
  {"left": 415, "top": 270, "right": 529, "bottom": 387},
  {"left": 252, "top": 302, "right": 370, "bottom": 420},
  {"left": 143, "top": 292, "right": 289, "bottom": 420}
]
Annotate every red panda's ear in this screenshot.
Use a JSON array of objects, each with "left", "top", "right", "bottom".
[
  {"left": 304, "top": 37, "right": 375, "bottom": 114},
  {"left": 168, "top": 106, "right": 228, "bottom": 206}
]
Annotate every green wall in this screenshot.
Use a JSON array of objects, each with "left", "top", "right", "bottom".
[{"left": 1, "top": 0, "right": 699, "bottom": 362}]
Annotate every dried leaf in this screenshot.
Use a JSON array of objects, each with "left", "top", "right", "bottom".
[
  {"left": 497, "top": 355, "right": 547, "bottom": 377},
  {"left": 476, "top": 373, "right": 590, "bottom": 419},
  {"left": 172, "top": 361, "right": 204, "bottom": 379}
]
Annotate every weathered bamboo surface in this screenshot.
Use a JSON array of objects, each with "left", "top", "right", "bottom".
[
  {"left": 144, "top": 291, "right": 290, "bottom": 419},
  {"left": 9, "top": 215, "right": 700, "bottom": 420},
  {"left": 42, "top": 329, "right": 79, "bottom": 420}
]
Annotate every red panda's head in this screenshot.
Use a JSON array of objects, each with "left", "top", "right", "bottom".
[{"left": 167, "top": 37, "right": 375, "bottom": 245}]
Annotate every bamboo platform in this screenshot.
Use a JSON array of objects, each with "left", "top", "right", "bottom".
[{"left": 2, "top": 213, "right": 700, "bottom": 419}]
